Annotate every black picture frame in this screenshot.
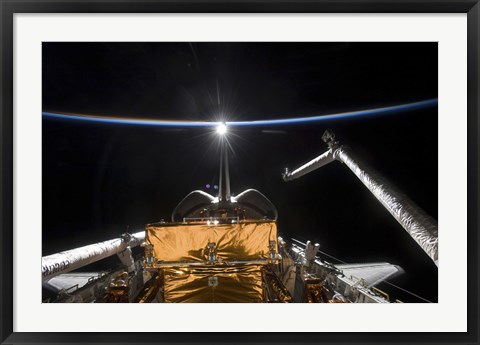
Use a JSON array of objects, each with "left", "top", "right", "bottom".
[{"left": 1, "top": 1, "right": 478, "bottom": 344}]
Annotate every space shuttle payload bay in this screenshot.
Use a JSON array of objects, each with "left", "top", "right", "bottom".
[{"left": 42, "top": 128, "right": 432, "bottom": 303}]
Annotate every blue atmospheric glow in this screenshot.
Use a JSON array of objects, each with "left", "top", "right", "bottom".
[{"left": 42, "top": 99, "right": 437, "bottom": 128}]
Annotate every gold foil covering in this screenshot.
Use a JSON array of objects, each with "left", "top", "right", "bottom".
[
  {"left": 162, "top": 265, "right": 264, "bottom": 303},
  {"left": 146, "top": 221, "right": 277, "bottom": 264}
]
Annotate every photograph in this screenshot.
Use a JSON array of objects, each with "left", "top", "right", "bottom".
[{"left": 41, "top": 42, "right": 438, "bottom": 303}]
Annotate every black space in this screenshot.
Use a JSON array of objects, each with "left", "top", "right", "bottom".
[{"left": 42, "top": 42, "right": 438, "bottom": 303}]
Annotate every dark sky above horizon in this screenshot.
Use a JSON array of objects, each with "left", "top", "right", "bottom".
[{"left": 42, "top": 42, "right": 438, "bottom": 302}]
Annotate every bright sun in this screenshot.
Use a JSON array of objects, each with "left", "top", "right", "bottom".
[{"left": 216, "top": 123, "right": 227, "bottom": 135}]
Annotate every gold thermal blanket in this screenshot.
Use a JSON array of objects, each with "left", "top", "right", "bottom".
[
  {"left": 146, "top": 221, "right": 277, "bottom": 264},
  {"left": 162, "top": 265, "right": 264, "bottom": 303}
]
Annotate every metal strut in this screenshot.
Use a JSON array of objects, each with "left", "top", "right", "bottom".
[{"left": 218, "top": 137, "right": 231, "bottom": 202}]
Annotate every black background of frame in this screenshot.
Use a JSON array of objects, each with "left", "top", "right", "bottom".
[{"left": 0, "top": 1, "right": 478, "bottom": 344}]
